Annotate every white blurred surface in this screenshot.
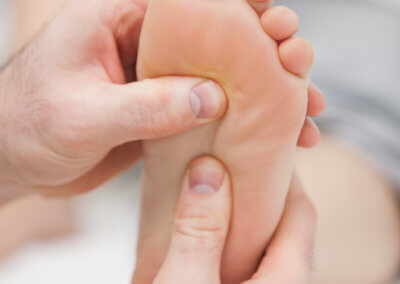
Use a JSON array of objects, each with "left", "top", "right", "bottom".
[
  {"left": 0, "top": 168, "right": 141, "bottom": 284},
  {"left": 0, "top": 0, "right": 13, "bottom": 65},
  {"left": 282, "top": 0, "right": 400, "bottom": 106}
]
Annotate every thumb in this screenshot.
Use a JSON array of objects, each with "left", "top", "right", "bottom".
[
  {"left": 154, "top": 157, "right": 232, "bottom": 284},
  {"left": 100, "top": 77, "right": 227, "bottom": 148}
]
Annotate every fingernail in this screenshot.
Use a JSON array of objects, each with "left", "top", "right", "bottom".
[
  {"left": 190, "top": 80, "right": 225, "bottom": 119},
  {"left": 189, "top": 159, "right": 225, "bottom": 195}
]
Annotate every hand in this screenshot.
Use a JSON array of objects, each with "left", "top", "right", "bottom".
[
  {"left": 0, "top": 0, "right": 227, "bottom": 197},
  {"left": 133, "top": 157, "right": 317, "bottom": 284},
  {"left": 0, "top": 0, "right": 323, "bottom": 199}
]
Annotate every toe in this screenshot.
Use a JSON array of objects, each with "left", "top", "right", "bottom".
[
  {"left": 248, "top": 0, "right": 275, "bottom": 15},
  {"left": 297, "top": 118, "right": 321, "bottom": 148},
  {"left": 279, "top": 37, "right": 314, "bottom": 77},
  {"left": 261, "top": 6, "right": 299, "bottom": 41},
  {"left": 307, "top": 83, "right": 326, "bottom": 117}
]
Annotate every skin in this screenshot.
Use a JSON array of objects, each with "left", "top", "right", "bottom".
[
  {"left": 133, "top": 157, "right": 317, "bottom": 284},
  {"left": 1, "top": 0, "right": 232, "bottom": 265},
  {"left": 1, "top": 0, "right": 398, "bottom": 283},
  {"left": 0, "top": 0, "right": 73, "bottom": 262},
  {"left": 0, "top": 0, "right": 322, "bottom": 199},
  {"left": 0, "top": 0, "right": 322, "bottom": 264},
  {"left": 15, "top": 0, "right": 68, "bottom": 50},
  {"left": 136, "top": 0, "right": 318, "bottom": 282},
  {"left": 0, "top": 0, "right": 230, "bottom": 199}
]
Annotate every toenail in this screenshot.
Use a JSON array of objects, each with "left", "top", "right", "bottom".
[
  {"left": 189, "top": 159, "right": 225, "bottom": 195},
  {"left": 190, "top": 80, "right": 226, "bottom": 119}
]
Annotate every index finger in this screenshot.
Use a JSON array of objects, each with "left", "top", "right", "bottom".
[{"left": 247, "top": 173, "right": 317, "bottom": 284}]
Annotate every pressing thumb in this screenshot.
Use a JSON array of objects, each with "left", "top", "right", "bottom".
[
  {"left": 100, "top": 77, "right": 227, "bottom": 148},
  {"left": 154, "top": 157, "right": 232, "bottom": 284}
]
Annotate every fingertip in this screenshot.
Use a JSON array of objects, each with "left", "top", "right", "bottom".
[
  {"left": 187, "top": 157, "right": 227, "bottom": 195},
  {"left": 175, "top": 156, "right": 232, "bottom": 242},
  {"left": 190, "top": 80, "right": 227, "bottom": 120},
  {"left": 177, "top": 156, "right": 232, "bottom": 217}
]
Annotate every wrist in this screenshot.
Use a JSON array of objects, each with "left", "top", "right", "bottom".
[
  {"left": 0, "top": 65, "right": 32, "bottom": 204},
  {"left": 0, "top": 179, "right": 31, "bottom": 206},
  {"left": 0, "top": 62, "right": 20, "bottom": 183}
]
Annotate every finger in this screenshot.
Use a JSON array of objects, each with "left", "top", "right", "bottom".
[
  {"left": 109, "top": 77, "right": 227, "bottom": 139},
  {"left": 154, "top": 157, "right": 231, "bottom": 284},
  {"left": 99, "top": 77, "right": 227, "bottom": 148},
  {"left": 307, "top": 83, "right": 326, "bottom": 117},
  {"left": 248, "top": 174, "right": 317, "bottom": 284},
  {"left": 297, "top": 117, "right": 321, "bottom": 148}
]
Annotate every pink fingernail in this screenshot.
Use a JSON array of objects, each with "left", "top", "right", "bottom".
[
  {"left": 190, "top": 80, "right": 225, "bottom": 119},
  {"left": 189, "top": 160, "right": 225, "bottom": 195}
]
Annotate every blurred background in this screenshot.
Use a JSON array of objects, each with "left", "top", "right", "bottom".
[{"left": 0, "top": 0, "right": 399, "bottom": 283}]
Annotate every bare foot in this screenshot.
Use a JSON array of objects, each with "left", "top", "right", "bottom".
[{"left": 135, "top": 1, "right": 314, "bottom": 283}]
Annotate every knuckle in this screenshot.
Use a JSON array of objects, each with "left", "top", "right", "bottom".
[
  {"left": 134, "top": 88, "right": 184, "bottom": 137},
  {"left": 174, "top": 205, "right": 226, "bottom": 249}
]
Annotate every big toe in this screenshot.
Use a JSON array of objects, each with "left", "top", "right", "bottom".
[
  {"left": 279, "top": 37, "right": 314, "bottom": 77},
  {"left": 261, "top": 6, "right": 299, "bottom": 41}
]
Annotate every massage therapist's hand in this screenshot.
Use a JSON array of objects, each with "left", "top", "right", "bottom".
[
  {"left": 0, "top": 0, "right": 227, "bottom": 197},
  {"left": 133, "top": 157, "right": 316, "bottom": 284}
]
